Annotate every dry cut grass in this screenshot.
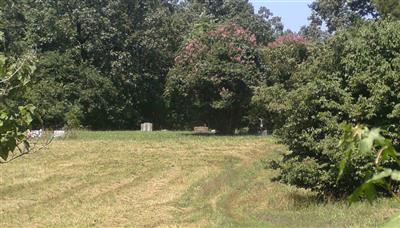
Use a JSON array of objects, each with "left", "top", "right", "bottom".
[{"left": 0, "top": 131, "right": 398, "bottom": 227}]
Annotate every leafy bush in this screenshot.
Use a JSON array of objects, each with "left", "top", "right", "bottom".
[
  {"left": 272, "top": 20, "right": 400, "bottom": 197},
  {"left": 165, "top": 22, "right": 263, "bottom": 134}
]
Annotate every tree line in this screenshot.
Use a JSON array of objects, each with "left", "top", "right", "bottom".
[{"left": 2, "top": 0, "right": 283, "bottom": 131}]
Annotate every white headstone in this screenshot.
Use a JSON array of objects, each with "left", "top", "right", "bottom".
[
  {"left": 141, "top": 123, "right": 153, "bottom": 132},
  {"left": 53, "top": 130, "right": 66, "bottom": 138},
  {"left": 28, "top": 129, "right": 43, "bottom": 139}
]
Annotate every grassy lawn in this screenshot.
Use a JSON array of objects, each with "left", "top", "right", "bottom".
[{"left": 0, "top": 131, "right": 398, "bottom": 227}]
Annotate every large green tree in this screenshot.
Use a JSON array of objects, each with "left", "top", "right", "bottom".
[
  {"left": 308, "top": 0, "right": 378, "bottom": 32},
  {"left": 165, "top": 22, "right": 263, "bottom": 134},
  {"left": 182, "top": 0, "right": 283, "bottom": 44},
  {"left": 308, "top": 0, "right": 400, "bottom": 33}
]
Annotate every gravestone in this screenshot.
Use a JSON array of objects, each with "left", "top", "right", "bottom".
[
  {"left": 53, "top": 130, "right": 66, "bottom": 138},
  {"left": 28, "top": 129, "right": 43, "bottom": 139},
  {"left": 141, "top": 122, "right": 153, "bottom": 132},
  {"left": 194, "top": 126, "right": 209, "bottom": 134}
]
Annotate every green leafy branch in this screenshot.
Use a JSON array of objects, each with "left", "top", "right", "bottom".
[
  {"left": 0, "top": 105, "right": 35, "bottom": 161},
  {"left": 0, "top": 52, "right": 37, "bottom": 162},
  {"left": 338, "top": 124, "right": 400, "bottom": 204}
]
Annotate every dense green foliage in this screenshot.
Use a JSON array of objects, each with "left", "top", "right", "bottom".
[
  {"left": 271, "top": 20, "right": 400, "bottom": 197},
  {"left": 14, "top": 0, "right": 183, "bottom": 129},
  {"left": 24, "top": 51, "right": 116, "bottom": 129},
  {"left": 251, "top": 34, "right": 310, "bottom": 131}
]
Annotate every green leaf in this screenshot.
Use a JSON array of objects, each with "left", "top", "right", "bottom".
[
  {"left": 368, "top": 169, "right": 392, "bottom": 183},
  {"left": 337, "top": 140, "right": 355, "bottom": 182},
  {"left": 26, "top": 104, "right": 36, "bottom": 114},
  {"left": 391, "top": 170, "right": 400, "bottom": 181},
  {"left": 349, "top": 183, "right": 367, "bottom": 204},
  {"left": 363, "top": 183, "right": 377, "bottom": 203},
  {"left": 359, "top": 128, "right": 384, "bottom": 153},
  {"left": 349, "top": 181, "right": 379, "bottom": 204},
  {"left": 337, "top": 158, "right": 348, "bottom": 182},
  {"left": 337, "top": 148, "right": 352, "bottom": 182},
  {"left": 0, "top": 54, "right": 5, "bottom": 76}
]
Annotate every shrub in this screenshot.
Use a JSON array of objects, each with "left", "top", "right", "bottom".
[{"left": 272, "top": 20, "right": 400, "bottom": 197}]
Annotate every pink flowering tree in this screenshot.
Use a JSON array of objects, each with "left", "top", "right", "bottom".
[{"left": 165, "top": 22, "right": 262, "bottom": 134}]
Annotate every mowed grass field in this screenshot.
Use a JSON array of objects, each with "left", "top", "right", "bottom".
[{"left": 0, "top": 131, "right": 398, "bottom": 227}]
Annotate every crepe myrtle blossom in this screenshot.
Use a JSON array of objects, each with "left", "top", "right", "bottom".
[
  {"left": 185, "top": 42, "right": 196, "bottom": 51},
  {"left": 233, "top": 56, "right": 242, "bottom": 62},
  {"left": 250, "top": 34, "right": 257, "bottom": 43},
  {"left": 268, "top": 34, "right": 307, "bottom": 48},
  {"left": 175, "top": 40, "right": 201, "bottom": 64},
  {"left": 210, "top": 23, "right": 257, "bottom": 44},
  {"left": 174, "top": 23, "right": 258, "bottom": 65}
]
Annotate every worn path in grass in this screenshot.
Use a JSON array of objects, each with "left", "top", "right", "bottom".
[{"left": 0, "top": 131, "right": 398, "bottom": 227}]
